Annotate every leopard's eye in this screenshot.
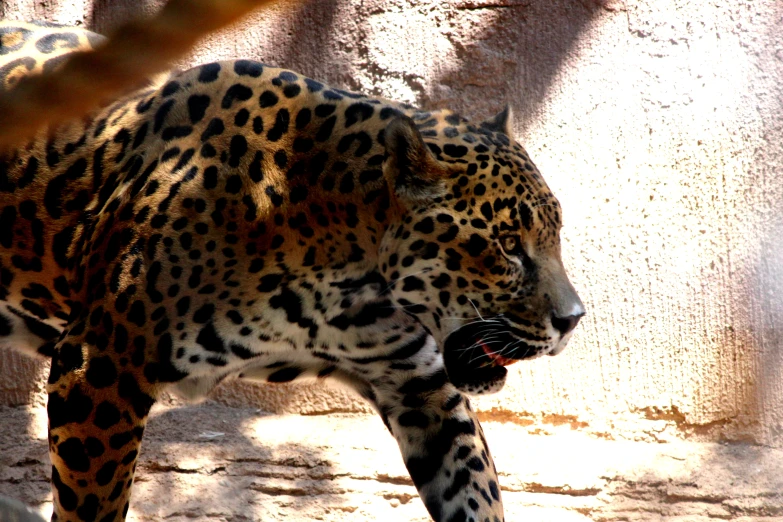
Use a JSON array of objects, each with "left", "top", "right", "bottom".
[{"left": 500, "top": 235, "right": 524, "bottom": 256}]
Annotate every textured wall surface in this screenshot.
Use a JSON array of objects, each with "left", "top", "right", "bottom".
[{"left": 1, "top": 0, "right": 782, "bottom": 446}]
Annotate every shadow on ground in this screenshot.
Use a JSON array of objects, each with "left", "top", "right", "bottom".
[{"left": 2, "top": 402, "right": 408, "bottom": 522}]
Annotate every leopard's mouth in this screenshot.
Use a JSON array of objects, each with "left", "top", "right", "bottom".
[{"left": 442, "top": 323, "right": 522, "bottom": 393}]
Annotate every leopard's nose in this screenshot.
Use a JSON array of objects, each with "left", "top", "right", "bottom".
[{"left": 551, "top": 310, "right": 584, "bottom": 336}]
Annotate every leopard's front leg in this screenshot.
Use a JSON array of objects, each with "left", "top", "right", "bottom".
[{"left": 368, "top": 368, "right": 504, "bottom": 522}]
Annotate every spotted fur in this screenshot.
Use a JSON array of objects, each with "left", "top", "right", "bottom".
[{"left": 0, "top": 21, "right": 584, "bottom": 522}]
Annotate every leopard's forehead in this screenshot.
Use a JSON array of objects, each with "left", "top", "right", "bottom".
[{"left": 413, "top": 109, "right": 562, "bottom": 245}]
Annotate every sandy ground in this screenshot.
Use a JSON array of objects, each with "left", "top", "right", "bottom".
[{"left": 2, "top": 401, "right": 783, "bottom": 522}]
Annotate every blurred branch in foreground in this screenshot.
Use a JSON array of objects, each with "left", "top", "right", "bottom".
[{"left": 0, "top": 0, "right": 292, "bottom": 148}]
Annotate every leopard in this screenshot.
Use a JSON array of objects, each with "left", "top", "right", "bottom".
[{"left": 0, "top": 20, "right": 585, "bottom": 522}]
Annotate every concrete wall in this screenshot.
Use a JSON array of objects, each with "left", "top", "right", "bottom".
[{"left": 2, "top": 0, "right": 782, "bottom": 446}]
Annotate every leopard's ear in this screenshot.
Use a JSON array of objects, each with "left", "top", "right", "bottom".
[
  {"left": 480, "top": 104, "right": 514, "bottom": 136},
  {"left": 384, "top": 116, "right": 447, "bottom": 203}
]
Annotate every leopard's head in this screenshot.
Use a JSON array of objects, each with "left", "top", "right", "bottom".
[{"left": 380, "top": 108, "right": 584, "bottom": 394}]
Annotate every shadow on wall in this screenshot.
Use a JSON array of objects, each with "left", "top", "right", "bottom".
[
  {"left": 270, "top": 0, "right": 612, "bottom": 132},
  {"left": 418, "top": 0, "right": 610, "bottom": 132},
  {"left": 746, "top": 1, "right": 783, "bottom": 446},
  {"left": 625, "top": 0, "right": 783, "bottom": 447},
  {"left": 86, "top": 0, "right": 163, "bottom": 34}
]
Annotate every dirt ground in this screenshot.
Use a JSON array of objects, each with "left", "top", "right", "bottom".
[{"left": 2, "top": 401, "right": 783, "bottom": 522}]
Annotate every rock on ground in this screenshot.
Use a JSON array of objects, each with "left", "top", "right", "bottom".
[{"left": 2, "top": 402, "right": 783, "bottom": 521}]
